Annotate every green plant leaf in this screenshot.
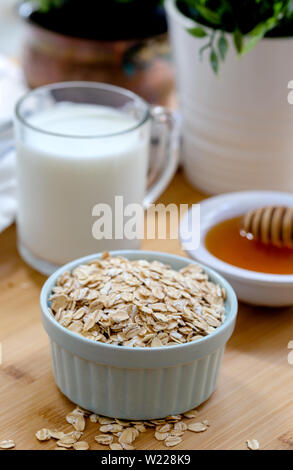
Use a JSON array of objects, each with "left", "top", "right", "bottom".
[
  {"left": 210, "top": 49, "right": 219, "bottom": 74},
  {"left": 199, "top": 42, "right": 211, "bottom": 61},
  {"left": 36, "top": 0, "right": 65, "bottom": 12},
  {"left": 233, "top": 29, "right": 243, "bottom": 54},
  {"left": 241, "top": 17, "right": 277, "bottom": 54},
  {"left": 179, "top": 0, "right": 293, "bottom": 69},
  {"left": 193, "top": 5, "right": 222, "bottom": 25},
  {"left": 217, "top": 34, "right": 228, "bottom": 60},
  {"left": 188, "top": 26, "right": 207, "bottom": 38}
]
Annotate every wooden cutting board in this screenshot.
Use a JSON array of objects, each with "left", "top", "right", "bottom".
[{"left": 1, "top": 171, "right": 293, "bottom": 450}]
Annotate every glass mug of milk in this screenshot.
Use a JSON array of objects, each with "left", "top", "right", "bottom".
[{"left": 14, "top": 82, "right": 176, "bottom": 274}]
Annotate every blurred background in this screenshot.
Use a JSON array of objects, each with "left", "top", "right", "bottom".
[
  {"left": 0, "top": 0, "right": 22, "bottom": 55},
  {"left": 2, "top": 0, "right": 293, "bottom": 194},
  {"left": 0, "top": 0, "right": 173, "bottom": 105}
]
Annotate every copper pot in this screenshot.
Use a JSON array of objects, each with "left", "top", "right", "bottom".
[{"left": 19, "top": 2, "right": 173, "bottom": 104}]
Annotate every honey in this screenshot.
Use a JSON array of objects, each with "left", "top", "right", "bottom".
[{"left": 205, "top": 216, "right": 293, "bottom": 275}]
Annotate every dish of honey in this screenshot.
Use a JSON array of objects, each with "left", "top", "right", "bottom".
[{"left": 205, "top": 216, "right": 293, "bottom": 275}]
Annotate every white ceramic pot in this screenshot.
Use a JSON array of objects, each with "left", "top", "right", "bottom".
[{"left": 166, "top": 0, "right": 293, "bottom": 194}]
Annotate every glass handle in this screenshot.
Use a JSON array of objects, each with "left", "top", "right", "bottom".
[{"left": 143, "top": 106, "right": 180, "bottom": 209}]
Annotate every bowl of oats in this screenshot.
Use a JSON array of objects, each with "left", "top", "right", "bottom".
[{"left": 41, "top": 251, "right": 237, "bottom": 420}]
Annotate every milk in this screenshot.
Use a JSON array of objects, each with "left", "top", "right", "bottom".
[{"left": 16, "top": 103, "right": 150, "bottom": 266}]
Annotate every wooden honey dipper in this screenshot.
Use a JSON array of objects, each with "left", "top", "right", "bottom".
[{"left": 241, "top": 206, "right": 293, "bottom": 248}]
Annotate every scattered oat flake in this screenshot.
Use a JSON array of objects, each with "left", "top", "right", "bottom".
[
  {"left": 100, "top": 424, "right": 119, "bottom": 433},
  {"left": 0, "top": 440, "right": 15, "bottom": 449},
  {"left": 166, "top": 415, "right": 182, "bottom": 421},
  {"left": 99, "top": 417, "right": 115, "bottom": 425},
  {"left": 115, "top": 419, "right": 130, "bottom": 427},
  {"left": 119, "top": 428, "right": 137, "bottom": 445},
  {"left": 134, "top": 424, "right": 146, "bottom": 433},
  {"left": 174, "top": 421, "right": 187, "bottom": 431},
  {"left": 183, "top": 409, "right": 198, "bottom": 419},
  {"left": 187, "top": 422, "right": 207, "bottom": 433},
  {"left": 49, "top": 430, "right": 66, "bottom": 440},
  {"left": 74, "top": 406, "right": 88, "bottom": 416},
  {"left": 171, "top": 429, "right": 185, "bottom": 437},
  {"left": 66, "top": 413, "right": 85, "bottom": 431},
  {"left": 109, "top": 443, "right": 123, "bottom": 450},
  {"left": 157, "top": 423, "right": 171, "bottom": 433},
  {"left": 90, "top": 414, "right": 99, "bottom": 423},
  {"left": 165, "top": 436, "right": 182, "bottom": 447},
  {"left": 56, "top": 440, "right": 73, "bottom": 449},
  {"left": 66, "top": 431, "right": 83, "bottom": 441},
  {"left": 122, "top": 443, "right": 135, "bottom": 450},
  {"left": 247, "top": 439, "right": 260, "bottom": 450},
  {"left": 34, "top": 402, "right": 213, "bottom": 451},
  {"left": 73, "top": 441, "right": 89, "bottom": 450},
  {"left": 36, "top": 428, "right": 51, "bottom": 441},
  {"left": 155, "top": 431, "right": 168, "bottom": 441},
  {"left": 59, "top": 436, "right": 78, "bottom": 445},
  {"left": 95, "top": 434, "right": 114, "bottom": 445}
]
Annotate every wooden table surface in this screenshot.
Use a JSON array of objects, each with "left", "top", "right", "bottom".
[{"left": 1, "top": 170, "right": 293, "bottom": 450}]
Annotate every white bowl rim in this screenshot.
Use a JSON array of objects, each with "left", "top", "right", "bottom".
[
  {"left": 40, "top": 250, "right": 237, "bottom": 356},
  {"left": 179, "top": 190, "right": 293, "bottom": 285}
]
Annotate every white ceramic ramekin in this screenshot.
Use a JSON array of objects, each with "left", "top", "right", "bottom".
[{"left": 41, "top": 250, "right": 237, "bottom": 420}]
